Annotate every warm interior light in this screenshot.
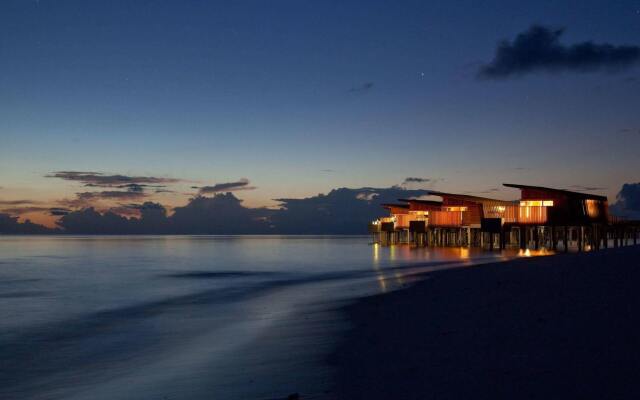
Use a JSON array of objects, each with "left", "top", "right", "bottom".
[
  {"left": 585, "top": 199, "right": 600, "bottom": 218},
  {"left": 444, "top": 206, "right": 468, "bottom": 212},
  {"left": 520, "top": 200, "right": 554, "bottom": 207}
]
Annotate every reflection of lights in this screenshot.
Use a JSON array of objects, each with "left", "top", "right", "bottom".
[
  {"left": 372, "top": 243, "right": 386, "bottom": 293},
  {"left": 394, "top": 272, "right": 404, "bottom": 285},
  {"left": 517, "top": 248, "right": 555, "bottom": 257},
  {"left": 458, "top": 247, "right": 470, "bottom": 259},
  {"left": 377, "top": 275, "right": 387, "bottom": 292},
  {"left": 518, "top": 248, "right": 532, "bottom": 257}
]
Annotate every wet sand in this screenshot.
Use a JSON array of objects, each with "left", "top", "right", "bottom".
[{"left": 329, "top": 245, "right": 640, "bottom": 399}]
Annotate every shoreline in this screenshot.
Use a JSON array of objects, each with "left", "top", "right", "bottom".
[{"left": 327, "top": 246, "right": 640, "bottom": 399}]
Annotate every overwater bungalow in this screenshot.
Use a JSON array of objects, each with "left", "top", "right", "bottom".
[{"left": 370, "top": 183, "right": 639, "bottom": 251}]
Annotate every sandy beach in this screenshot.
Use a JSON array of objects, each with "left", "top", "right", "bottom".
[{"left": 329, "top": 245, "right": 640, "bottom": 399}]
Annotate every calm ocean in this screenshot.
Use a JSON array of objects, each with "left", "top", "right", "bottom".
[{"left": 0, "top": 235, "right": 519, "bottom": 399}]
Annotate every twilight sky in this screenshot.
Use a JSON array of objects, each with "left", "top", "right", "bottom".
[{"left": 1, "top": 0, "right": 640, "bottom": 226}]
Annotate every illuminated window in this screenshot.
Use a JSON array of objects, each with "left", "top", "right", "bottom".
[
  {"left": 444, "top": 206, "right": 468, "bottom": 212},
  {"left": 409, "top": 211, "right": 429, "bottom": 216},
  {"left": 519, "top": 200, "right": 554, "bottom": 207},
  {"left": 585, "top": 199, "right": 600, "bottom": 218}
]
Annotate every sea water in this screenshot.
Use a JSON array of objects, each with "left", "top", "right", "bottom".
[{"left": 0, "top": 235, "right": 525, "bottom": 400}]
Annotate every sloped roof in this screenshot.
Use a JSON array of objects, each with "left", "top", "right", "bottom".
[
  {"left": 381, "top": 203, "right": 410, "bottom": 209},
  {"left": 503, "top": 183, "right": 608, "bottom": 201},
  {"left": 397, "top": 198, "right": 443, "bottom": 206},
  {"left": 425, "top": 190, "right": 516, "bottom": 205}
]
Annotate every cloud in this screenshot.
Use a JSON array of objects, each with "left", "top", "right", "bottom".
[
  {"left": 76, "top": 191, "right": 147, "bottom": 201},
  {"left": 46, "top": 171, "right": 180, "bottom": 187},
  {"left": 348, "top": 82, "right": 374, "bottom": 93},
  {"left": 49, "top": 208, "right": 71, "bottom": 216},
  {"left": 0, "top": 206, "right": 52, "bottom": 215},
  {"left": 479, "top": 25, "right": 640, "bottom": 79},
  {"left": 114, "top": 183, "right": 167, "bottom": 192},
  {"left": 468, "top": 188, "right": 501, "bottom": 194},
  {"left": 0, "top": 214, "right": 56, "bottom": 234},
  {"left": 198, "top": 178, "right": 256, "bottom": 194},
  {"left": 610, "top": 182, "right": 640, "bottom": 219},
  {"left": 403, "top": 177, "right": 430, "bottom": 184},
  {"left": 356, "top": 192, "right": 378, "bottom": 201},
  {"left": 273, "top": 186, "right": 432, "bottom": 234},
  {"left": 56, "top": 190, "right": 150, "bottom": 210},
  {"left": 56, "top": 195, "right": 268, "bottom": 234},
  {"left": 4, "top": 185, "right": 433, "bottom": 235},
  {"left": 616, "top": 128, "right": 640, "bottom": 135},
  {"left": 0, "top": 199, "right": 42, "bottom": 206},
  {"left": 567, "top": 185, "right": 607, "bottom": 192}
]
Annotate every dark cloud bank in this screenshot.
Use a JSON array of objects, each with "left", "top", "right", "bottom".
[
  {"left": 0, "top": 187, "right": 431, "bottom": 234},
  {"left": 610, "top": 183, "right": 640, "bottom": 220},
  {"left": 196, "top": 178, "right": 255, "bottom": 194},
  {"left": 3, "top": 183, "right": 639, "bottom": 235},
  {"left": 46, "top": 171, "right": 180, "bottom": 187},
  {"left": 479, "top": 25, "right": 640, "bottom": 79}
]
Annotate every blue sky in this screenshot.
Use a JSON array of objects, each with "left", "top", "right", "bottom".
[{"left": 1, "top": 0, "right": 639, "bottom": 222}]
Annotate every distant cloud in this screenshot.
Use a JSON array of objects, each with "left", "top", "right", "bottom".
[
  {"left": 616, "top": 128, "right": 640, "bottom": 135},
  {"left": 273, "top": 186, "right": 432, "bottom": 234},
  {"left": 471, "top": 188, "right": 501, "bottom": 194},
  {"left": 49, "top": 208, "right": 71, "bottom": 216},
  {"left": 0, "top": 213, "right": 55, "bottom": 234},
  {"left": 5, "top": 185, "right": 434, "bottom": 234},
  {"left": 46, "top": 171, "right": 180, "bottom": 187},
  {"left": 116, "top": 183, "right": 167, "bottom": 192},
  {"left": 479, "top": 25, "right": 640, "bottom": 79},
  {"left": 0, "top": 206, "right": 56, "bottom": 215},
  {"left": 0, "top": 199, "right": 41, "bottom": 206},
  {"left": 198, "top": 178, "right": 256, "bottom": 194},
  {"left": 348, "top": 82, "right": 374, "bottom": 93},
  {"left": 403, "top": 177, "right": 430, "bottom": 184},
  {"left": 610, "top": 182, "right": 640, "bottom": 219},
  {"left": 568, "top": 185, "right": 607, "bottom": 192},
  {"left": 321, "top": 169, "right": 335, "bottom": 173},
  {"left": 356, "top": 192, "right": 378, "bottom": 201},
  {"left": 76, "top": 191, "right": 147, "bottom": 201}
]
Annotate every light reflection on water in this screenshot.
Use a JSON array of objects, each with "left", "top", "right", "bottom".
[
  {"left": 0, "top": 236, "right": 553, "bottom": 400},
  {"left": 371, "top": 244, "right": 553, "bottom": 294}
]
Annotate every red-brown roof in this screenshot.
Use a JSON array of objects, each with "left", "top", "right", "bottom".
[{"left": 503, "top": 183, "right": 608, "bottom": 201}]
